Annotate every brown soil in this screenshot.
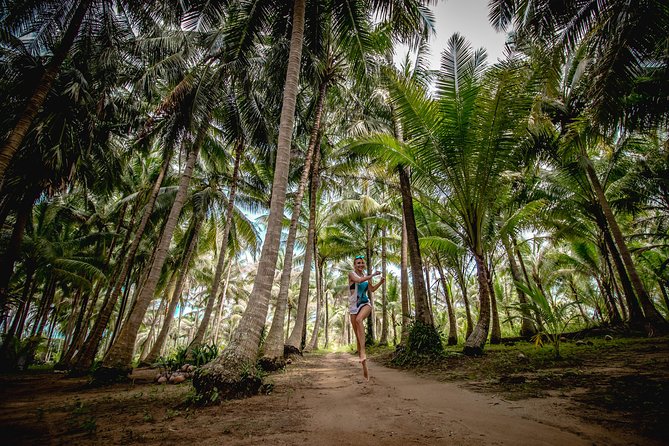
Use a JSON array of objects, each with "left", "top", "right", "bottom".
[{"left": 1, "top": 337, "right": 667, "bottom": 445}]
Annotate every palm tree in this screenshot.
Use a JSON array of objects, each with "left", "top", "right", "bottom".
[
  {"left": 0, "top": 0, "right": 180, "bottom": 179},
  {"left": 193, "top": 0, "right": 307, "bottom": 400},
  {"left": 489, "top": 0, "right": 669, "bottom": 130},
  {"left": 99, "top": 126, "right": 204, "bottom": 376},
  {"left": 352, "top": 34, "right": 538, "bottom": 354}
]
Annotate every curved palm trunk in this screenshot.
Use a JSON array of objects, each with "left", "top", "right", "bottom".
[
  {"left": 71, "top": 152, "right": 171, "bottom": 372},
  {"left": 189, "top": 140, "right": 243, "bottom": 350},
  {"left": 194, "top": 0, "right": 306, "bottom": 400},
  {"left": 144, "top": 217, "right": 203, "bottom": 363},
  {"left": 585, "top": 162, "right": 666, "bottom": 332},
  {"left": 100, "top": 139, "right": 201, "bottom": 374},
  {"left": 435, "top": 260, "right": 458, "bottom": 345},
  {"left": 463, "top": 252, "right": 492, "bottom": 355},
  {"left": 0, "top": 0, "right": 91, "bottom": 179}
]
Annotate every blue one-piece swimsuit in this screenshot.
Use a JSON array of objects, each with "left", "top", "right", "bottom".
[{"left": 349, "top": 273, "right": 370, "bottom": 314}]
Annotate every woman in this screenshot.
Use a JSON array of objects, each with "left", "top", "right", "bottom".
[{"left": 348, "top": 255, "right": 384, "bottom": 380}]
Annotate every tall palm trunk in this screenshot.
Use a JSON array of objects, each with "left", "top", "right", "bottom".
[
  {"left": 398, "top": 166, "right": 431, "bottom": 325},
  {"left": 463, "top": 252, "right": 492, "bottom": 355},
  {"left": 513, "top": 238, "right": 544, "bottom": 332},
  {"left": 262, "top": 81, "right": 327, "bottom": 360},
  {"left": 364, "top": 222, "right": 375, "bottom": 344},
  {"left": 287, "top": 145, "right": 321, "bottom": 350},
  {"left": 140, "top": 273, "right": 175, "bottom": 361},
  {"left": 487, "top": 262, "right": 501, "bottom": 344},
  {"left": 194, "top": 0, "right": 306, "bottom": 400},
  {"left": 0, "top": 194, "right": 34, "bottom": 313},
  {"left": 5, "top": 261, "right": 35, "bottom": 340},
  {"left": 101, "top": 137, "right": 201, "bottom": 374},
  {"left": 501, "top": 236, "right": 536, "bottom": 337},
  {"left": 379, "top": 227, "right": 389, "bottom": 345},
  {"left": 324, "top": 272, "right": 330, "bottom": 348},
  {"left": 400, "top": 217, "right": 410, "bottom": 342},
  {"left": 456, "top": 266, "right": 473, "bottom": 338},
  {"left": 594, "top": 199, "right": 644, "bottom": 327},
  {"left": 31, "top": 277, "right": 56, "bottom": 338},
  {"left": 213, "top": 263, "right": 233, "bottom": 345},
  {"left": 435, "top": 259, "right": 457, "bottom": 345},
  {"left": 189, "top": 140, "right": 243, "bottom": 350},
  {"left": 307, "top": 250, "right": 322, "bottom": 351},
  {"left": 71, "top": 151, "right": 171, "bottom": 372},
  {"left": 0, "top": 0, "right": 92, "bottom": 179},
  {"left": 585, "top": 162, "right": 666, "bottom": 332},
  {"left": 145, "top": 216, "right": 203, "bottom": 363}
]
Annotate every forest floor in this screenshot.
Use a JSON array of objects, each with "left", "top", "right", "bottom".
[{"left": 0, "top": 334, "right": 667, "bottom": 445}]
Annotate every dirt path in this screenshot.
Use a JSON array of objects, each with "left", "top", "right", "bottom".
[
  {"left": 1, "top": 352, "right": 661, "bottom": 445},
  {"left": 291, "top": 353, "right": 652, "bottom": 446}
]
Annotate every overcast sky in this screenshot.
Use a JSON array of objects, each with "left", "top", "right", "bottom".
[{"left": 394, "top": 0, "right": 510, "bottom": 70}]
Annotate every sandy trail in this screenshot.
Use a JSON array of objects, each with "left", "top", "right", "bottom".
[
  {"left": 293, "top": 352, "right": 650, "bottom": 446},
  {"left": 1, "top": 352, "right": 660, "bottom": 445}
]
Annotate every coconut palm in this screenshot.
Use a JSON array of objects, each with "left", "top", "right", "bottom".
[
  {"left": 0, "top": 0, "right": 183, "bottom": 179},
  {"left": 489, "top": 0, "right": 669, "bottom": 131},
  {"left": 351, "top": 34, "right": 538, "bottom": 354}
]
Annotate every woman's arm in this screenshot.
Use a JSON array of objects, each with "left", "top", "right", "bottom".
[
  {"left": 349, "top": 271, "right": 380, "bottom": 283},
  {"left": 369, "top": 277, "right": 385, "bottom": 292}
]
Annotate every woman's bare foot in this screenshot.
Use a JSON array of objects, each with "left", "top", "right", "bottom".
[{"left": 361, "top": 358, "right": 369, "bottom": 381}]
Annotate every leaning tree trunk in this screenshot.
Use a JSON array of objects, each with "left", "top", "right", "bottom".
[
  {"left": 144, "top": 216, "right": 203, "bottom": 364},
  {"left": 502, "top": 236, "right": 536, "bottom": 337},
  {"left": 0, "top": 193, "right": 34, "bottom": 313},
  {"left": 189, "top": 139, "right": 243, "bottom": 351},
  {"left": 193, "top": 0, "right": 306, "bottom": 401},
  {"left": 71, "top": 151, "right": 171, "bottom": 372},
  {"left": 139, "top": 273, "right": 174, "bottom": 361},
  {"left": 594, "top": 200, "right": 645, "bottom": 328},
  {"left": 435, "top": 260, "right": 458, "bottom": 345},
  {"left": 262, "top": 79, "right": 326, "bottom": 362},
  {"left": 585, "top": 162, "right": 666, "bottom": 333},
  {"left": 463, "top": 251, "right": 492, "bottom": 356},
  {"left": 99, "top": 139, "right": 201, "bottom": 377},
  {"left": 0, "top": 0, "right": 92, "bottom": 179}
]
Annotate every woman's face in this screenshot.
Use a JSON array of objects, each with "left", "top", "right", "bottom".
[{"left": 354, "top": 258, "right": 366, "bottom": 271}]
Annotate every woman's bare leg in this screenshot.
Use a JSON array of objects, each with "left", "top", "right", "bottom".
[
  {"left": 350, "top": 314, "right": 361, "bottom": 356},
  {"left": 355, "top": 305, "right": 372, "bottom": 380}
]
